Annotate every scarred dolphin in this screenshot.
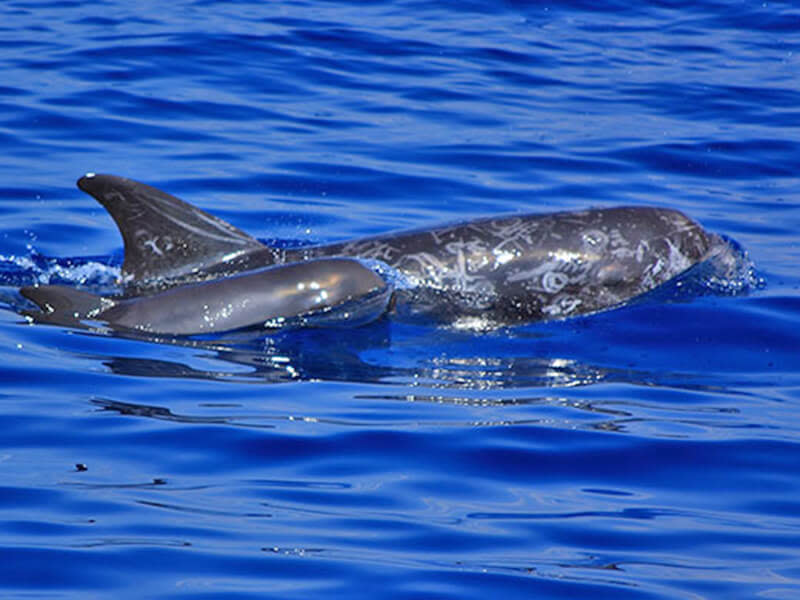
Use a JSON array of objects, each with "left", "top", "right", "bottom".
[{"left": 21, "top": 173, "right": 725, "bottom": 334}]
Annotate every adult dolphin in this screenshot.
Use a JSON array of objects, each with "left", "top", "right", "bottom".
[{"left": 21, "top": 174, "right": 720, "bottom": 333}]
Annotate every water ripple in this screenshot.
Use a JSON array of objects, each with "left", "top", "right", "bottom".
[{"left": 0, "top": 0, "right": 799, "bottom": 598}]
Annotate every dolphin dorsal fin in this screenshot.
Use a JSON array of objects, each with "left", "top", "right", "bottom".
[{"left": 77, "top": 174, "right": 271, "bottom": 287}]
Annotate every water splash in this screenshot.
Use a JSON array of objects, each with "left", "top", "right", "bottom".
[
  {"left": 700, "top": 234, "right": 764, "bottom": 294},
  {"left": 0, "top": 247, "right": 120, "bottom": 290},
  {"left": 663, "top": 234, "right": 764, "bottom": 301}
]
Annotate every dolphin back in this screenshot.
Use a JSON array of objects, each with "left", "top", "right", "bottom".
[{"left": 302, "top": 206, "right": 717, "bottom": 324}]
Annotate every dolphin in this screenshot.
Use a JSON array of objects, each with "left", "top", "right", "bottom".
[
  {"left": 21, "top": 258, "right": 390, "bottom": 335},
  {"left": 21, "top": 173, "right": 721, "bottom": 334}
]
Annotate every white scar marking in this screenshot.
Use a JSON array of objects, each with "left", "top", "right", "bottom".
[
  {"left": 542, "top": 271, "right": 569, "bottom": 293},
  {"left": 142, "top": 238, "right": 164, "bottom": 256}
]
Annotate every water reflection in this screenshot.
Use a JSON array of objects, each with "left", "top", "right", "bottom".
[
  {"left": 91, "top": 398, "right": 275, "bottom": 428},
  {"left": 96, "top": 387, "right": 741, "bottom": 435},
  {"left": 94, "top": 333, "right": 613, "bottom": 389},
  {"left": 89, "top": 323, "right": 718, "bottom": 393},
  {"left": 77, "top": 323, "right": 754, "bottom": 437}
]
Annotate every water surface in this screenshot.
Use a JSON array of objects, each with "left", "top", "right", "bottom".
[{"left": 0, "top": 1, "right": 799, "bottom": 598}]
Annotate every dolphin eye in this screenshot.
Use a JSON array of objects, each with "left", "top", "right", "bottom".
[{"left": 597, "top": 264, "right": 627, "bottom": 286}]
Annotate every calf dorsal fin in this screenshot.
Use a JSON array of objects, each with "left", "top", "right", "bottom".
[
  {"left": 77, "top": 174, "right": 271, "bottom": 286},
  {"left": 21, "top": 284, "right": 107, "bottom": 317},
  {"left": 20, "top": 284, "right": 111, "bottom": 329}
]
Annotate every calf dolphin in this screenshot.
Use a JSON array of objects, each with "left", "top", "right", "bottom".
[
  {"left": 22, "top": 258, "right": 390, "bottom": 335},
  {"left": 21, "top": 173, "right": 721, "bottom": 333}
]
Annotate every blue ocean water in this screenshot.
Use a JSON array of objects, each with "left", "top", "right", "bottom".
[{"left": 0, "top": 1, "right": 799, "bottom": 598}]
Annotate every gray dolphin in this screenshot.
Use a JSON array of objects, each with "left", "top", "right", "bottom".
[
  {"left": 22, "top": 258, "right": 390, "bottom": 335},
  {"left": 21, "top": 173, "right": 721, "bottom": 334}
]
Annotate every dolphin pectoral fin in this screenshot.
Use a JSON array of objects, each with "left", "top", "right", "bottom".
[
  {"left": 77, "top": 174, "right": 272, "bottom": 287},
  {"left": 20, "top": 284, "right": 111, "bottom": 327}
]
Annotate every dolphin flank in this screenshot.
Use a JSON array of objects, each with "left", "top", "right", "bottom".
[{"left": 21, "top": 173, "right": 721, "bottom": 333}]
